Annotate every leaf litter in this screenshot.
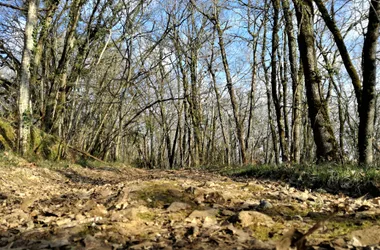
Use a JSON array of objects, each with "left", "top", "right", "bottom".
[{"left": 0, "top": 163, "right": 380, "bottom": 249}]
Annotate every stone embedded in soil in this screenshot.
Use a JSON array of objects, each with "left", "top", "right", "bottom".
[
  {"left": 186, "top": 209, "right": 219, "bottom": 220},
  {"left": 167, "top": 202, "right": 191, "bottom": 212},
  {"left": 241, "top": 199, "right": 259, "bottom": 210},
  {"left": 238, "top": 211, "right": 274, "bottom": 227},
  {"left": 258, "top": 200, "right": 273, "bottom": 210},
  {"left": 122, "top": 205, "right": 150, "bottom": 220},
  {"left": 203, "top": 216, "right": 218, "bottom": 227},
  {"left": 292, "top": 191, "right": 309, "bottom": 202},
  {"left": 221, "top": 209, "right": 235, "bottom": 216},
  {"left": 347, "top": 225, "right": 380, "bottom": 246}
]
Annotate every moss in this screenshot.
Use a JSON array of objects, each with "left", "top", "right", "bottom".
[
  {"left": 137, "top": 211, "right": 156, "bottom": 221},
  {"left": 266, "top": 204, "right": 309, "bottom": 218},
  {"left": 0, "top": 118, "right": 16, "bottom": 151},
  {"left": 314, "top": 219, "right": 372, "bottom": 240},
  {"left": 248, "top": 222, "right": 285, "bottom": 241},
  {"left": 0, "top": 117, "right": 61, "bottom": 160},
  {"left": 30, "top": 127, "right": 60, "bottom": 160},
  {"left": 134, "top": 182, "right": 195, "bottom": 209}
]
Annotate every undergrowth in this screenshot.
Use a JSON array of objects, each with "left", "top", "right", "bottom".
[{"left": 220, "top": 164, "right": 380, "bottom": 197}]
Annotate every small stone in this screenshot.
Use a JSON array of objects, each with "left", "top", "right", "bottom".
[
  {"left": 332, "top": 238, "right": 347, "bottom": 247},
  {"left": 186, "top": 209, "right": 219, "bottom": 220},
  {"left": 123, "top": 205, "right": 149, "bottom": 220},
  {"left": 167, "top": 202, "right": 191, "bottom": 212},
  {"left": 293, "top": 192, "right": 308, "bottom": 202},
  {"left": 350, "top": 237, "right": 363, "bottom": 247},
  {"left": 258, "top": 200, "right": 273, "bottom": 210},
  {"left": 316, "top": 188, "right": 327, "bottom": 193},
  {"left": 203, "top": 216, "right": 218, "bottom": 227},
  {"left": 221, "top": 209, "right": 235, "bottom": 216},
  {"left": 238, "top": 211, "right": 274, "bottom": 227}
]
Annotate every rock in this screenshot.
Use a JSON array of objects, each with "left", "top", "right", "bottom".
[
  {"left": 332, "top": 238, "right": 347, "bottom": 248},
  {"left": 238, "top": 211, "right": 274, "bottom": 227},
  {"left": 293, "top": 192, "right": 309, "bottom": 202},
  {"left": 167, "top": 202, "right": 191, "bottom": 212},
  {"left": 241, "top": 199, "right": 259, "bottom": 210},
  {"left": 221, "top": 209, "right": 235, "bottom": 216},
  {"left": 347, "top": 226, "right": 380, "bottom": 246},
  {"left": 122, "top": 205, "right": 149, "bottom": 220},
  {"left": 203, "top": 216, "right": 218, "bottom": 227},
  {"left": 316, "top": 188, "right": 327, "bottom": 193},
  {"left": 258, "top": 200, "right": 273, "bottom": 210},
  {"left": 349, "top": 236, "right": 363, "bottom": 247},
  {"left": 186, "top": 209, "right": 219, "bottom": 220}
]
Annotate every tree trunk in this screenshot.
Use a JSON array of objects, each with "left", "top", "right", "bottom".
[
  {"left": 313, "top": 0, "right": 362, "bottom": 108},
  {"left": 215, "top": 20, "right": 247, "bottom": 164},
  {"left": 271, "top": 0, "right": 289, "bottom": 162},
  {"left": 358, "top": 0, "right": 380, "bottom": 165},
  {"left": 18, "top": 0, "right": 37, "bottom": 155},
  {"left": 292, "top": 0, "right": 338, "bottom": 162},
  {"left": 261, "top": 5, "right": 279, "bottom": 164},
  {"left": 282, "top": 0, "right": 302, "bottom": 163}
]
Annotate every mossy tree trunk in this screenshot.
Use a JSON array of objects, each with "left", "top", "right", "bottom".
[
  {"left": 18, "top": 0, "right": 38, "bottom": 155},
  {"left": 292, "top": 0, "right": 338, "bottom": 162}
]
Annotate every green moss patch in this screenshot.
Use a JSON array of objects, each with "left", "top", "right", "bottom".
[
  {"left": 0, "top": 118, "right": 16, "bottom": 151},
  {"left": 133, "top": 182, "right": 196, "bottom": 209}
]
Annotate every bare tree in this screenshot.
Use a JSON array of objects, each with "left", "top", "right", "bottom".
[
  {"left": 292, "top": 0, "right": 339, "bottom": 162},
  {"left": 18, "top": 0, "right": 37, "bottom": 155}
]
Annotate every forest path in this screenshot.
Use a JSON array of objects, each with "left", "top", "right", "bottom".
[{"left": 1, "top": 162, "right": 380, "bottom": 249}]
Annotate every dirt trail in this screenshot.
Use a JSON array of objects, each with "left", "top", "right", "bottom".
[{"left": 1, "top": 163, "right": 380, "bottom": 249}]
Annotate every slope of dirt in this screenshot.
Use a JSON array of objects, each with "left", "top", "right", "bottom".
[{"left": 1, "top": 162, "right": 380, "bottom": 249}]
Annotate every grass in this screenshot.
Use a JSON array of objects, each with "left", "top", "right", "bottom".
[{"left": 220, "top": 164, "right": 380, "bottom": 197}]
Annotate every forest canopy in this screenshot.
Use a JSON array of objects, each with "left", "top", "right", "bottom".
[{"left": 0, "top": 0, "right": 379, "bottom": 167}]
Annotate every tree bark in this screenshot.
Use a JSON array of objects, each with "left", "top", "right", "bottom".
[
  {"left": 215, "top": 21, "right": 247, "bottom": 164},
  {"left": 292, "top": 0, "right": 338, "bottom": 162},
  {"left": 18, "top": 0, "right": 37, "bottom": 155},
  {"left": 271, "top": 0, "right": 289, "bottom": 163},
  {"left": 358, "top": 0, "right": 380, "bottom": 165},
  {"left": 282, "top": 0, "right": 302, "bottom": 163},
  {"left": 313, "top": 0, "right": 362, "bottom": 108}
]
